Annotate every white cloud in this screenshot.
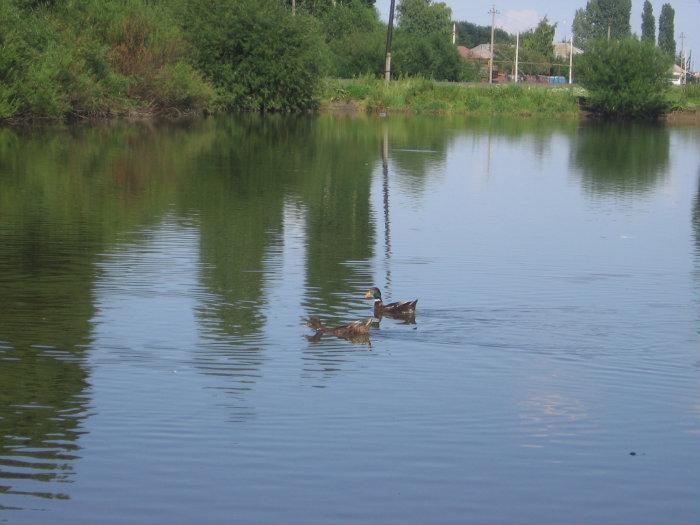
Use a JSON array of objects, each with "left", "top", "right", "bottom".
[{"left": 499, "top": 9, "right": 541, "bottom": 34}]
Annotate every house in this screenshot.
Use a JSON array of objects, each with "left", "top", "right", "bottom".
[
  {"left": 671, "top": 64, "right": 684, "bottom": 85},
  {"left": 457, "top": 46, "right": 476, "bottom": 59},
  {"left": 553, "top": 42, "right": 583, "bottom": 60},
  {"left": 468, "top": 44, "right": 493, "bottom": 60}
]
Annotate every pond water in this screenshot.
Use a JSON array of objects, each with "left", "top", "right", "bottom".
[{"left": 0, "top": 115, "right": 699, "bottom": 525}]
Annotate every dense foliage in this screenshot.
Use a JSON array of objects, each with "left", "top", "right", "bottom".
[
  {"left": 573, "top": 0, "right": 632, "bottom": 50},
  {"left": 0, "top": 0, "right": 387, "bottom": 119},
  {"left": 454, "top": 21, "right": 513, "bottom": 48},
  {"left": 393, "top": 0, "right": 462, "bottom": 81},
  {"left": 177, "top": 0, "right": 326, "bottom": 111},
  {"left": 322, "top": 77, "right": 580, "bottom": 115},
  {"left": 318, "top": 0, "right": 385, "bottom": 78},
  {"left": 0, "top": 0, "right": 214, "bottom": 119},
  {"left": 657, "top": 3, "right": 676, "bottom": 57},
  {"left": 641, "top": 0, "right": 655, "bottom": 44},
  {"left": 577, "top": 37, "right": 672, "bottom": 118},
  {"left": 522, "top": 18, "right": 556, "bottom": 61}
]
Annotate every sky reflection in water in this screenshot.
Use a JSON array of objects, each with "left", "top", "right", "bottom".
[{"left": 0, "top": 115, "right": 698, "bottom": 524}]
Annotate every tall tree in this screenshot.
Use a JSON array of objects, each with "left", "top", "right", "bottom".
[
  {"left": 572, "top": 7, "right": 595, "bottom": 50},
  {"left": 641, "top": 0, "right": 655, "bottom": 44},
  {"left": 658, "top": 3, "right": 676, "bottom": 57},
  {"left": 522, "top": 17, "right": 556, "bottom": 60},
  {"left": 393, "top": 0, "right": 460, "bottom": 80},
  {"left": 572, "top": 0, "right": 631, "bottom": 50},
  {"left": 596, "top": 0, "right": 631, "bottom": 37},
  {"left": 286, "top": 0, "right": 375, "bottom": 15},
  {"left": 454, "top": 20, "right": 513, "bottom": 48},
  {"left": 396, "top": 0, "right": 452, "bottom": 37}
]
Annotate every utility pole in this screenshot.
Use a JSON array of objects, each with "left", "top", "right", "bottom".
[
  {"left": 607, "top": 24, "right": 611, "bottom": 41},
  {"left": 488, "top": 5, "right": 498, "bottom": 84},
  {"left": 384, "top": 0, "right": 396, "bottom": 85},
  {"left": 514, "top": 32, "right": 519, "bottom": 83},
  {"left": 679, "top": 32, "right": 686, "bottom": 84},
  {"left": 291, "top": 0, "right": 295, "bottom": 15},
  {"left": 569, "top": 35, "right": 574, "bottom": 84},
  {"left": 452, "top": 23, "right": 456, "bottom": 45}
]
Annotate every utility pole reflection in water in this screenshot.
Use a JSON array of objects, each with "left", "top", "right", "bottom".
[
  {"left": 382, "top": 126, "right": 392, "bottom": 291},
  {"left": 485, "top": 127, "right": 493, "bottom": 178}
]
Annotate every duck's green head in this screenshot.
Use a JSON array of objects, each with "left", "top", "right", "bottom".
[{"left": 364, "top": 287, "right": 382, "bottom": 300}]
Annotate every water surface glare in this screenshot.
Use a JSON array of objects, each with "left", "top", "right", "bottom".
[{"left": 0, "top": 115, "right": 699, "bottom": 524}]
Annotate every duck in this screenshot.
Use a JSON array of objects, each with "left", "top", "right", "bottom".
[
  {"left": 307, "top": 316, "right": 373, "bottom": 337},
  {"left": 363, "top": 287, "right": 417, "bottom": 318}
]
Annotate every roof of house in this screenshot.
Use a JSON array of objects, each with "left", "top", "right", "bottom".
[
  {"left": 457, "top": 45, "right": 473, "bottom": 59},
  {"left": 469, "top": 43, "right": 493, "bottom": 59},
  {"left": 553, "top": 42, "right": 583, "bottom": 59}
]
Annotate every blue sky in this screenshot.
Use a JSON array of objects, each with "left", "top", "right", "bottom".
[{"left": 374, "top": 0, "right": 699, "bottom": 68}]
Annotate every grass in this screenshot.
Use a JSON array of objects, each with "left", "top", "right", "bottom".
[
  {"left": 320, "top": 76, "right": 583, "bottom": 117},
  {"left": 666, "top": 84, "right": 700, "bottom": 111}
]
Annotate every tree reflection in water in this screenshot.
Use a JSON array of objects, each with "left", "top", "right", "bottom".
[{"left": 571, "top": 121, "right": 670, "bottom": 196}]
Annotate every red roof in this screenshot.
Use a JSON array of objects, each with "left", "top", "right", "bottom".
[{"left": 457, "top": 46, "right": 474, "bottom": 59}]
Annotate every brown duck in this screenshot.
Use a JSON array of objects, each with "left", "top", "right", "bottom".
[
  {"left": 364, "top": 287, "right": 417, "bottom": 318},
  {"left": 307, "top": 316, "right": 373, "bottom": 337}
]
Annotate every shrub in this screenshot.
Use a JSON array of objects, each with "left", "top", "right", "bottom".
[
  {"left": 458, "top": 60, "right": 482, "bottom": 82},
  {"left": 180, "top": 0, "right": 327, "bottom": 111},
  {"left": 0, "top": 0, "right": 215, "bottom": 120},
  {"left": 577, "top": 37, "right": 672, "bottom": 118},
  {"left": 393, "top": 32, "right": 462, "bottom": 81},
  {"left": 320, "top": 0, "right": 386, "bottom": 78},
  {"left": 152, "top": 63, "right": 215, "bottom": 111}
]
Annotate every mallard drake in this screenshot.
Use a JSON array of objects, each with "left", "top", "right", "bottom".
[
  {"left": 307, "top": 316, "right": 373, "bottom": 337},
  {"left": 363, "top": 287, "right": 417, "bottom": 318}
]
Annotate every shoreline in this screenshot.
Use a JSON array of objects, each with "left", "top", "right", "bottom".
[{"left": 1, "top": 101, "right": 698, "bottom": 129}]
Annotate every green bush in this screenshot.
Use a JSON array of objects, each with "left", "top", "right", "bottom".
[
  {"left": 0, "top": 0, "right": 215, "bottom": 120},
  {"left": 152, "top": 63, "right": 215, "bottom": 111},
  {"left": 393, "top": 32, "right": 462, "bottom": 81},
  {"left": 320, "top": 0, "right": 384, "bottom": 78},
  {"left": 319, "top": 77, "right": 580, "bottom": 115},
  {"left": 458, "top": 60, "right": 482, "bottom": 82},
  {"left": 180, "top": 0, "right": 327, "bottom": 111},
  {"left": 577, "top": 37, "right": 672, "bottom": 118}
]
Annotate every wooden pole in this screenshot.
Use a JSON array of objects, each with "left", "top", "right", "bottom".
[
  {"left": 569, "top": 35, "right": 574, "bottom": 84},
  {"left": 384, "top": 0, "right": 396, "bottom": 85},
  {"left": 488, "top": 5, "right": 498, "bottom": 84},
  {"left": 514, "top": 31, "right": 519, "bottom": 83}
]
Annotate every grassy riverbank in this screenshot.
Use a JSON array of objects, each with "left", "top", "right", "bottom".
[
  {"left": 668, "top": 85, "right": 700, "bottom": 110},
  {"left": 320, "top": 77, "right": 583, "bottom": 117},
  {"left": 321, "top": 77, "right": 700, "bottom": 118}
]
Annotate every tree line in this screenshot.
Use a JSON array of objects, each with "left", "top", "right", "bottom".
[
  {"left": 0, "top": 0, "right": 476, "bottom": 120},
  {"left": 0, "top": 0, "right": 690, "bottom": 121},
  {"left": 573, "top": 0, "right": 678, "bottom": 58}
]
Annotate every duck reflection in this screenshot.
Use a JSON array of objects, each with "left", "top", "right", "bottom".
[
  {"left": 305, "top": 317, "right": 373, "bottom": 347},
  {"left": 375, "top": 311, "right": 417, "bottom": 325}
]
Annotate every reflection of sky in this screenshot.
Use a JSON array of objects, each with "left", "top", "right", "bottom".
[{"left": 5, "top": 120, "right": 700, "bottom": 524}]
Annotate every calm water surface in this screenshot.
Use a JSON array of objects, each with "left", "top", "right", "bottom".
[{"left": 0, "top": 115, "right": 699, "bottom": 524}]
